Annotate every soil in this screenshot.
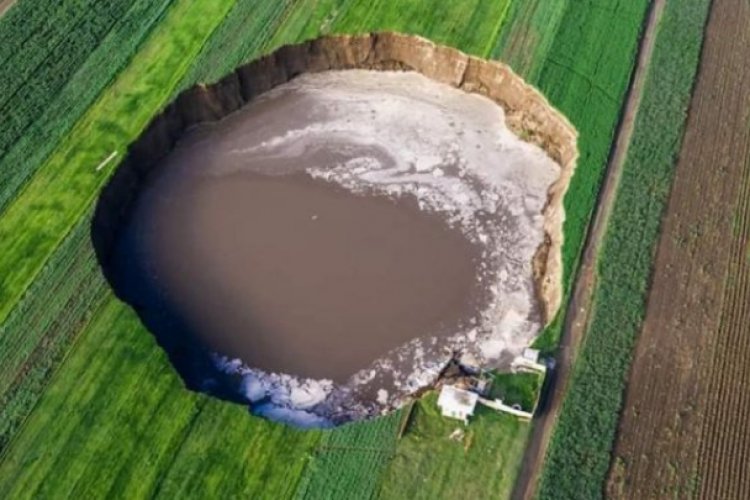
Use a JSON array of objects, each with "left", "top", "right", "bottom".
[
  {"left": 607, "top": 1, "right": 750, "bottom": 498},
  {"left": 510, "top": 0, "right": 666, "bottom": 497}
]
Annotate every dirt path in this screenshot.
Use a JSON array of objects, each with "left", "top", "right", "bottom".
[
  {"left": 0, "top": 0, "right": 15, "bottom": 17},
  {"left": 510, "top": 1, "right": 666, "bottom": 498},
  {"left": 608, "top": 1, "right": 750, "bottom": 498}
]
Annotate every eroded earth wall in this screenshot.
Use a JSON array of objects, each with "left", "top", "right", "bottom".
[{"left": 93, "top": 32, "right": 578, "bottom": 324}]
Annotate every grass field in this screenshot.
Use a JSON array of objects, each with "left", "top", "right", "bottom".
[
  {"left": 0, "top": 0, "right": 656, "bottom": 497},
  {"left": 0, "top": 0, "right": 173, "bottom": 213},
  {"left": 379, "top": 395, "right": 529, "bottom": 499}
]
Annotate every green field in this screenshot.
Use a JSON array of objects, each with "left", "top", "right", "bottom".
[
  {"left": 0, "top": 0, "right": 173, "bottom": 212},
  {"left": 0, "top": 0, "right": 658, "bottom": 497},
  {"left": 537, "top": 1, "right": 713, "bottom": 498},
  {"left": 490, "top": 372, "right": 544, "bottom": 413}
]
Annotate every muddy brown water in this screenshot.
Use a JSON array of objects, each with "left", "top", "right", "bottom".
[
  {"left": 103, "top": 70, "right": 561, "bottom": 423},
  {"left": 116, "top": 169, "right": 484, "bottom": 383},
  {"left": 110, "top": 78, "right": 492, "bottom": 388}
]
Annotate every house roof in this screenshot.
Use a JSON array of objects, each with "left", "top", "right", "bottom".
[
  {"left": 523, "top": 348, "right": 540, "bottom": 363},
  {"left": 437, "top": 385, "right": 479, "bottom": 414}
]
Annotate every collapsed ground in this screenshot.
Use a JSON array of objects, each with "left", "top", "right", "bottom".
[{"left": 99, "top": 56, "right": 571, "bottom": 425}]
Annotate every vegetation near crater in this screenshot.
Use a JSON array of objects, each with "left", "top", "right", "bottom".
[{"left": 0, "top": 0, "right": 728, "bottom": 498}]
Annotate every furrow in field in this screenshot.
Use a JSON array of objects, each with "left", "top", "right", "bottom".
[
  {"left": 611, "top": 0, "right": 750, "bottom": 497},
  {"left": 699, "top": 133, "right": 750, "bottom": 498}
]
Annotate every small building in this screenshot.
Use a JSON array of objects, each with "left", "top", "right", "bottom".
[
  {"left": 512, "top": 348, "right": 547, "bottom": 374},
  {"left": 437, "top": 385, "right": 479, "bottom": 424},
  {"left": 523, "top": 348, "right": 540, "bottom": 364}
]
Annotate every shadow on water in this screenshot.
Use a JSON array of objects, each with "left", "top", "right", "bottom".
[
  {"left": 90, "top": 147, "right": 485, "bottom": 411},
  {"left": 91, "top": 156, "right": 247, "bottom": 406}
]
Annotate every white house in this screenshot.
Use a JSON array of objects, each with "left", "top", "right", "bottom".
[
  {"left": 512, "top": 347, "right": 547, "bottom": 374},
  {"left": 523, "top": 348, "right": 540, "bottom": 363},
  {"left": 437, "top": 385, "right": 479, "bottom": 424}
]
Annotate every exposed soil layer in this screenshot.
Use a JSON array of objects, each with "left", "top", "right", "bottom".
[
  {"left": 93, "top": 34, "right": 577, "bottom": 425},
  {"left": 608, "top": 2, "right": 750, "bottom": 497}
]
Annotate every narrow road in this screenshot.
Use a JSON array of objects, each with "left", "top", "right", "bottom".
[{"left": 511, "top": 0, "right": 667, "bottom": 498}]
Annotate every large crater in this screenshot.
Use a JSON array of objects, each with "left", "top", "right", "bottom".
[{"left": 92, "top": 33, "right": 577, "bottom": 427}]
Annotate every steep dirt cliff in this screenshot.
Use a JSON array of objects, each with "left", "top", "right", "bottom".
[{"left": 93, "top": 32, "right": 578, "bottom": 325}]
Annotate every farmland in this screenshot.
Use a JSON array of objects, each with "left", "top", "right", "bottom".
[
  {"left": 0, "top": 0, "right": 174, "bottom": 212},
  {"left": 537, "top": 0, "right": 714, "bottom": 498},
  {"left": 0, "top": 0, "right": 705, "bottom": 498},
  {"left": 607, "top": 0, "right": 750, "bottom": 498}
]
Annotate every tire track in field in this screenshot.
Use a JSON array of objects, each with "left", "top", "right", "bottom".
[{"left": 510, "top": 0, "right": 666, "bottom": 497}]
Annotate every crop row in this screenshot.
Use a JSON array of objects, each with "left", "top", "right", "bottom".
[
  {"left": 0, "top": 213, "right": 107, "bottom": 455},
  {"left": 0, "top": 0, "right": 174, "bottom": 214},
  {"left": 699, "top": 132, "right": 750, "bottom": 496},
  {"left": 0, "top": 0, "right": 180, "bottom": 455},
  {"left": 537, "top": 1, "right": 713, "bottom": 497},
  {"left": 0, "top": 0, "right": 238, "bottom": 458},
  {"left": 0, "top": 0, "right": 236, "bottom": 327},
  {"left": 296, "top": 409, "right": 407, "bottom": 499},
  {"left": 0, "top": 0, "right": 130, "bottom": 154},
  {"left": 492, "top": 0, "right": 569, "bottom": 82},
  {"left": 0, "top": 0, "right": 70, "bottom": 65},
  {"left": 0, "top": 0, "right": 98, "bottom": 107},
  {"left": 526, "top": 0, "right": 651, "bottom": 351},
  {"left": 176, "top": 0, "right": 295, "bottom": 92}
]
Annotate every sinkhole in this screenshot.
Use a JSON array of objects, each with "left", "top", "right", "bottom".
[{"left": 92, "top": 33, "right": 577, "bottom": 427}]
